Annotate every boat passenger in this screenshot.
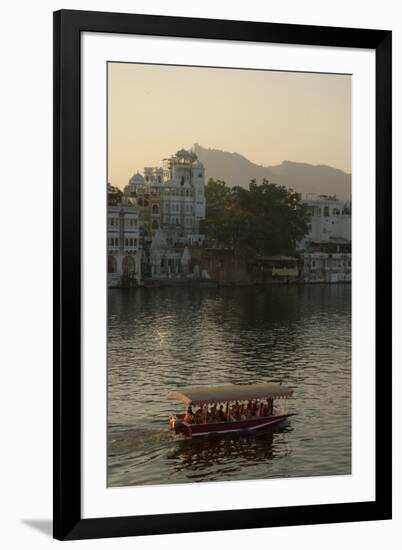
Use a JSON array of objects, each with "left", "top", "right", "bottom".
[
  {"left": 200, "top": 405, "right": 207, "bottom": 424},
  {"left": 254, "top": 400, "right": 260, "bottom": 417},
  {"left": 194, "top": 407, "right": 203, "bottom": 424},
  {"left": 229, "top": 402, "right": 237, "bottom": 421},
  {"left": 210, "top": 404, "right": 218, "bottom": 422},
  {"left": 268, "top": 398, "right": 273, "bottom": 415},
  {"left": 184, "top": 406, "right": 195, "bottom": 424},
  {"left": 218, "top": 404, "right": 226, "bottom": 421},
  {"left": 239, "top": 403, "right": 247, "bottom": 421}
]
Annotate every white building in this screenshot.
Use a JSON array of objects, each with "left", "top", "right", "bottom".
[
  {"left": 149, "top": 229, "right": 191, "bottom": 279},
  {"left": 300, "top": 252, "right": 352, "bottom": 283},
  {"left": 107, "top": 194, "right": 141, "bottom": 287},
  {"left": 125, "top": 149, "right": 206, "bottom": 245},
  {"left": 298, "top": 194, "right": 351, "bottom": 250}
]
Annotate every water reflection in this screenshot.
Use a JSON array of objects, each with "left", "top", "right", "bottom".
[{"left": 108, "top": 285, "right": 351, "bottom": 486}]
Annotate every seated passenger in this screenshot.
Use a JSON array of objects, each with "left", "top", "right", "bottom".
[
  {"left": 218, "top": 404, "right": 226, "bottom": 421},
  {"left": 199, "top": 405, "right": 207, "bottom": 424},
  {"left": 229, "top": 403, "right": 237, "bottom": 421},
  {"left": 210, "top": 404, "right": 218, "bottom": 422},
  {"left": 239, "top": 404, "right": 246, "bottom": 420},
  {"left": 184, "top": 406, "right": 195, "bottom": 424},
  {"left": 233, "top": 402, "right": 239, "bottom": 418},
  {"left": 194, "top": 407, "right": 203, "bottom": 424},
  {"left": 268, "top": 398, "right": 273, "bottom": 415}
]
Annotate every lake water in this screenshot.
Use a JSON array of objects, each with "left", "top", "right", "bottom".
[{"left": 108, "top": 284, "right": 351, "bottom": 487}]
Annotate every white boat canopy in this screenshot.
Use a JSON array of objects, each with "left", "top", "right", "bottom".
[{"left": 167, "top": 383, "right": 293, "bottom": 406}]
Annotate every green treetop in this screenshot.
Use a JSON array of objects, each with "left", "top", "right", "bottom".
[{"left": 204, "top": 178, "right": 309, "bottom": 255}]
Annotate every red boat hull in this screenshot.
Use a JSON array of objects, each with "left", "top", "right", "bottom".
[{"left": 179, "top": 414, "right": 292, "bottom": 437}]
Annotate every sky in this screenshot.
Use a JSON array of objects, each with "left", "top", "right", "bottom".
[{"left": 108, "top": 62, "right": 351, "bottom": 190}]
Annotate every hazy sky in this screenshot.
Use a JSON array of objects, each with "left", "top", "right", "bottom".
[{"left": 108, "top": 62, "right": 351, "bottom": 189}]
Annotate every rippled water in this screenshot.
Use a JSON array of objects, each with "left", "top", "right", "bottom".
[{"left": 108, "top": 285, "right": 351, "bottom": 486}]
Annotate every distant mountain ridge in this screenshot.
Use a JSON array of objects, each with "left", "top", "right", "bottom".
[{"left": 193, "top": 143, "right": 351, "bottom": 201}]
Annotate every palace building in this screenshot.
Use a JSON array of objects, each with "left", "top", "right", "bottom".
[
  {"left": 107, "top": 184, "right": 141, "bottom": 287},
  {"left": 124, "top": 149, "right": 206, "bottom": 245}
]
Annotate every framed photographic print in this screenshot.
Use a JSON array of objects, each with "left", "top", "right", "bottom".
[{"left": 53, "top": 9, "right": 392, "bottom": 540}]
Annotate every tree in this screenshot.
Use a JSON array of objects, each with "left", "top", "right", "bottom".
[
  {"left": 204, "top": 178, "right": 309, "bottom": 255},
  {"left": 203, "top": 178, "right": 238, "bottom": 246}
]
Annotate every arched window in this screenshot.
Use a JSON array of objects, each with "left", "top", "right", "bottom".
[
  {"left": 108, "top": 256, "right": 117, "bottom": 273},
  {"left": 152, "top": 220, "right": 159, "bottom": 230},
  {"left": 152, "top": 204, "right": 159, "bottom": 214},
  {"left": 122, "top": 256, "right": 135, "bottom": 276}
]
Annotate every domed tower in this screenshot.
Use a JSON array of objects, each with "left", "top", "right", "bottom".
[
  {"left": 173, "top": 149, "right": 197, "bottom": 186},
  {"left": 124, "top": 171, "right": 145, "bottom": 196}
]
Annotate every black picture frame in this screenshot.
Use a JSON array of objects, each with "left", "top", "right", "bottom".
[{"left": 53, "top": 9, "right": 392, "bottom": 541}]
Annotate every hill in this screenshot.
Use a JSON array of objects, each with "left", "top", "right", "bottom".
[{"left": 193, "top": 143, "right": 351, "bottom": 200}]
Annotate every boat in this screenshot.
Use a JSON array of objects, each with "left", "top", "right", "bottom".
[{"left": 167, "top": 383, "right": 294, "bottom": 437}]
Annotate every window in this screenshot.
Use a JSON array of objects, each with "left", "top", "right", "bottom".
[
  {"left": 152, "top": 220, "right": 159, "bottom": 230},
  {"left": 323, "top": 206, "right": 329, "bottom": 217},
  {"left": 122, "top": 256, "right": 135, "bottom": 276},
  {"left": 108, "top": 256, "right": 117, "bottom": 273},
  {"left": 152, "top": 204, "right": 159, "bottom": 214}
]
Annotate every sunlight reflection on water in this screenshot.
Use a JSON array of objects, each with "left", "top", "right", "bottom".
[{"left": 108, "top": 284, "right": 351, "bottom": 487}]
